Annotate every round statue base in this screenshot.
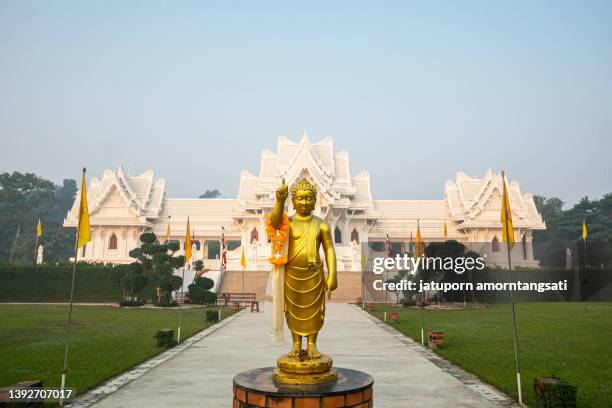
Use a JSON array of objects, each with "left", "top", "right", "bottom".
[
  {"left": 274, "top": 353, "right": 336, "bottom": 385},
  {"left": 233, "top": 367, "right": 373, "bottom": 408}
]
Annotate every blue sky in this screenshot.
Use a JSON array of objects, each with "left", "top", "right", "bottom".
[{"left": 1, "top": 1, "right": 610, "bottom": 205}]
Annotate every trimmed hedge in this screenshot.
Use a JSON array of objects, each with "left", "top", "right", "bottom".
[{"left": 0, "top": 264, "right": 126, "bottom": 302}]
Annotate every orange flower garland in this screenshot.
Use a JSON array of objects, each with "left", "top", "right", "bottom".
[{"left": 265, "top": 212, "right": 290, "bottom": 266}]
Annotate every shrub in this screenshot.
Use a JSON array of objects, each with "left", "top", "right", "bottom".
[
  {"left": 154, "top": 329, "right": 176, "bottom": 348},
  {"left": 534, "top": 376, "right": 577, "bottom": 408},
  {"left": 155, "top": 299, "right": 178, "bottom": 307},
  {"left": 188, "top": 284, "right": 217, "bottom": 305},
  {"left": 194, "top": 276, "right": 214, "bottom": 291},
  {"left": 140, "top": 233, "right": 157, "bottom": 244},
  {"left": 188, "top": 275, "right": 217, "bottom": 305},
  {"left": 0, "top": 264, "right": 126, "bottom": 302},
  {"left": 119, "top": 300, "right": 145, "bottom": 307},
  {"left": 206, "top": 310, "right": 219, "bottom": 322}
]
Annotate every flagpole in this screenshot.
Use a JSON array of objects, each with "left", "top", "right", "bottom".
[
  {"left": 177, "top": 262, "right": 185, "bottom": 343},
  {"left": 33, "top": 232, "right": 39, "bottom": 266},
  {"left": 584, "top": 239, "right": 587, "bottom": 269},
  {"left": 502, "top": 171, "right": 522, "bottom": 406},
  {"left": 384, "top": 234, "right": 390, "bottom": 322},
  {"left": 60, "top": 168, "right": 86, "bottom": 406},
  {"left": 361, "top": 256, "right": 365, "bottom": 310},
  {"left": 583, "top": 229, "right": 587, "bottom": 271},
  {"left": 241, "top": 246, "right": 246, "bottom": 309},
  {"left": 177, "top": 217, "right": 190, "bottom": 344},
  {"left": 385, "top": 269, "right": 389, "bottom": 322},
  {"left": 416, "top": 220, "right": 425, "bottom": 346},
  {"left": 420, "top": 276, "right": 424, "bottom": 346}
]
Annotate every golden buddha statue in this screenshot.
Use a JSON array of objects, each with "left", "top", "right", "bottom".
[{"left": 269, "top": 177, "right": 338, "bottom": 384}]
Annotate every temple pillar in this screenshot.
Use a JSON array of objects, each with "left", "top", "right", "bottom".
[{"left": 122, "top": 229, "right": 128, "bottom": 260}]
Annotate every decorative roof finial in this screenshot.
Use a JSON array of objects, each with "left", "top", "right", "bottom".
[{"left": 302, "top": 129, "right": 310, "bottom": 141}]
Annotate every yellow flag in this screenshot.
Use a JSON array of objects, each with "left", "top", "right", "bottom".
[
  {"left": 582, "top": 220, "right": 587, "bottom": 240},
  {"left": 240, "top": 247, "right": 246, "bottom": 269},
  {"left": 165, "top": 223, "right": 171, "bottom": 242},
  {"left": 415, "top": 220, "right": 423, "bottom": 257},
  {"left": 185, "top": 217, "right": 192, "bottom": 262},
  {"left": 76, "top": 171, "right": 91, "bottom": 249},
  {"left": 443, "top": 220, "right": 448, "bottom": 241},
  {"left": 36, "top": 219, "right": 42, "bottom": 238},
  {"left": 500, "top": 173, "right": 515, "bottom": 251}
]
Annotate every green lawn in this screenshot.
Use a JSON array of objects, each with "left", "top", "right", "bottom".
[
  {"left": 0, "top": 305, "right": 236, "bottom": 396},
  {"left": 370, "top": 302, "right": 612, "bottom": 408}
]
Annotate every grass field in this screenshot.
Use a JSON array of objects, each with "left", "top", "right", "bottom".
[
  {"left": 370, "top": 302, "right": 612, "bottom": 408},
  {"left": 0, "top": 304, "right": 236, "bottom": 396}
]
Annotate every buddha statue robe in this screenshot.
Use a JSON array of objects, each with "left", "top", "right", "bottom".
[{"left": 284, "top": 215, "right": 326, "bottom": 337}]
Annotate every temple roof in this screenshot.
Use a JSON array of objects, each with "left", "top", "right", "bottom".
[
  {"left": 65, "top": 167, "right": 165, "bottom": 226},
  {"left": 238, "top": 132, "right": 373, "bottom": 212},
  {"left": 370, "top": 200, "right": 463, "bottom": 240},
  {"left": 445, "top": 169, "right": 545, "bottom": 229},
  {"left": 153, "top": 198, "right": 240, "bottom": 237}
]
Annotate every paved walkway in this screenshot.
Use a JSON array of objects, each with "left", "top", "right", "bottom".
[{"left": 74, "top": 304, "right": 516, "bottom": 408}]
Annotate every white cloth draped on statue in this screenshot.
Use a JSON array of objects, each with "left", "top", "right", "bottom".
[
  {"left": 264, "top": 264, "right": 285, "bottom": 345},
  {"left": 264, "top": 234, "right": 288, "bottom": 345}
]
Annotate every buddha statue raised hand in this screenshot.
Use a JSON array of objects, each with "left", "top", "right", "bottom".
[{"left": 270, "top": 177, "right": 337, "bottom": 361}]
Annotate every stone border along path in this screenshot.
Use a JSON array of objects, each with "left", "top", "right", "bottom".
[
  {"left": 71, "top": 304, "right": 519, "bottom": 408},
  {"left": 67, "top": 309, "right": 246, "bottom": 408}
]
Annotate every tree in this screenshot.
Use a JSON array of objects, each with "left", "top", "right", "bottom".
[
  {"left": 421, "top": 240, "right": 472, "bottom": 302},
  {"left": 128, "top": 232, "right": 185, "bottom": 306},
  {"left": 534, "top": 194, "right": 612, "bottom": 266},
  {"left": 119, "top": 262, "right": 149, "bottom": 302},
  {"left": 0, "top": 172, "right": 76, "bottom": 263},
  {"left": 199, "top": 189, "right": 221, "bottom": 199},
  {"left": 188, "top": 260, "right": 216, "bottom": 304},
  {"left": 188, "top": 277, "right": 216, "bottom": 305}
]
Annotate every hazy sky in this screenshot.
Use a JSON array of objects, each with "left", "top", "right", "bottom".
[{"left": 1, "top": 1, "right": 610, "bottom": 206}]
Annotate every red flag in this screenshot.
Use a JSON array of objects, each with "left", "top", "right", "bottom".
[{"left": 221, "top": 226, "right": 227, "bottom": 270}]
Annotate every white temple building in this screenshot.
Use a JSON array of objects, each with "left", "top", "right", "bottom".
[{"left": 64, "top": 133, "right": 545, "bottom": 270}]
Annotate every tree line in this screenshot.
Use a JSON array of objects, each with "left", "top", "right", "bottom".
[
  {"left": 0, "top": 172, "right": 77, "bottom": 263},
  {"left": 533, "top": 194, "right": 612, "bottom": 267}
]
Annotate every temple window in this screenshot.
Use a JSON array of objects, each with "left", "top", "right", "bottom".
[
  {"left": 492, "top": 236, "right": 499, "bottom": 253},
  {"left": 351, "top": 228, "right": 359, "bottom": 243},
  {"left": 251, "top": 228, "right": 259, "bottom": 243},
  {"left": 109, "top": 233, "right": 118, "bottom": 250},
  {"left": 205, "top": 240, "right": 220, "bottom": 259},
  {"left": 227, "top": 240, "right": 241, "bottom": 251},
  {"left": 334, "top": 226, "right": 342, "bottom": 244},
  {"left": 369, "top": 242, "right": 385, "bottom": 252},
  {"left": 522, "top": 233, "right": 528, "bottom": 260}
]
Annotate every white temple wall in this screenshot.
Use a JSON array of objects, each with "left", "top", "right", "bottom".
[{"left": 65, "top": 137, "right": 545, "bottom": 267}]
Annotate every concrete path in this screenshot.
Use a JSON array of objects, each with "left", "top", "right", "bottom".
[{"left": 76, "top": 304, "right": 515, "bottom": 408}]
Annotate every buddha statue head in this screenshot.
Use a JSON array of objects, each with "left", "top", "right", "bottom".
[{"left": 291, "top": 178, "right": 317, "bottom": 216}]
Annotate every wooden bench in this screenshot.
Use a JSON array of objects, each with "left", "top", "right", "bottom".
[
  {"left": 215, "top": 293, "right": 229, "bottom": 307},
  {"left": 0, "top": 380, "right": 44, "bottom": 407},
  {"left": 223, "top": 292, "right": 259, "bottom": 312}
]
